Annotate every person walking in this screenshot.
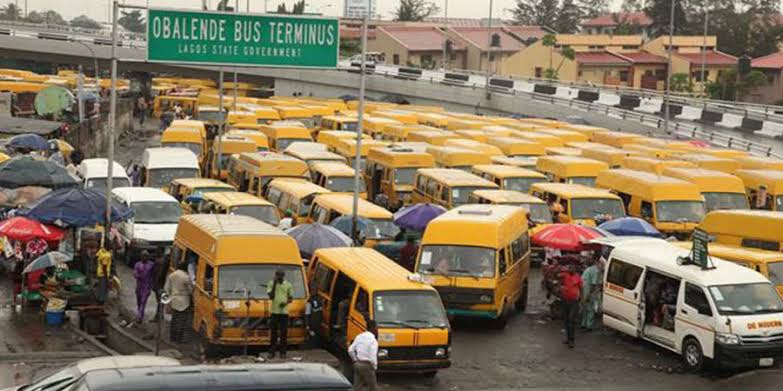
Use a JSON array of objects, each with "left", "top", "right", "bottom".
[
  {"left": 348, "top": 319, "right": 379, "bottom": 391},
  {"left": 278, "top": 209, "right": 294, "bottom": 231},
  {"left": 95, "top": 244, "right": 112, "bottom": 304},
  {"left": 164, "top": 262, "right": 192, "bottom": 343},
  {"left": 580, "top": 257, "right": 602, "bottom": 331},
  {"left": 267, "top": 269, "right": 294, "bottom": 359},
  {"left": 559, "top": 263, "right": 582, "bottom": 349},
  {"left": 151, "top": 254, "right": 168, "bottom": 322},
  {"left": 136, "top": 95, "right": 148, "bottom": 127},
  {"left": 133, "top": 251, "right": 155, "bottom": 323}
]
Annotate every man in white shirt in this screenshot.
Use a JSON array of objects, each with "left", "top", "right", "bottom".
[
  {"left": 278, "top": 209, "right": 294, "bottom": 231},
  {"left": 348, "top": 320, "right": 378, "bottom": 391}
]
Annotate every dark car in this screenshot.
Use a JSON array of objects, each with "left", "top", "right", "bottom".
[{"left": 70, "top": 363, "right": 352, "bottom": 391}]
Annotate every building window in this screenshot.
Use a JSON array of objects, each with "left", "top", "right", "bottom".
[
  {"left": 578, "top": 70, "right": 583, "bottom": 77},
  {"left": 535, "top": 67, "right": 542, "bottom": 78},
  {"left": 622, "top": 45, "right": 638, "bottom": 50},
  {"left": 392, "top": 54, "right": 399, "bottom": 65},
  {"left": 692, "top": 70, "right": 708, "bottom": 82},
  {"left": 619, "top": 70, "right": 629, "bottom": 82}
]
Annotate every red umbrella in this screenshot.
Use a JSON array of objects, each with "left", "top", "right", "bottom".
[
  {"left": 687, "top": 140, "right": 710, "bottom": 148},
  {"left": 0, "top": 217, "right": 65, "bottom": 242},
  {"left": 531, "top": 224, "right": 604, "bottom": 252}
]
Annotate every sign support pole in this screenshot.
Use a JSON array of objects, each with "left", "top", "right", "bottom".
[
  {"left": 351, "top": 14, "right": 369, "bottom": 244},
  {"left": 217, "top": 69, "right": 225, "bottom": 175}
]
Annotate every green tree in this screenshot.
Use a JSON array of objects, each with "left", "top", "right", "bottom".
[
  {"left": 510, "top": 0, "right": 559, "bottom": 28},
  {"left": 394, "top": 0, "right": 440, "bottom": 22},
  {"left": 26, "top": 10, "right": 67, "bottom": 25},
  {"left": 70, "top": 15, "right": 102, "bottom": 30},
  {"left": 217, "top": 0, "right": 234, "bottom": 11},
  {"left": 542, "top": 33, "right": 557, "bottom": 69},
  {"left": 292, "top": 0, "right": 306, "bottom": 14},
  {"left": 276, "top": 3, "right": 288, "bottom": 13},
  {"left": 645, "top": 0, "right": 688, "bottom": 36},
  {"left": 555, "top": 0, "right": 582, "bottom": 34},
  {"left": 705, "top": 69, "right": 767, "bottom": 101},
  {"left": 621, "top": 0, "right": 646, "bottom": 12},
  {"left": 0, "top": 3, "right": 21, "bottom": 21},
  {"left": 577, "top": 0, "right": 609, "bottom": 20},
  {"left": 118, "top": 10, "right": 145, "bottom": 33},
  {"left": 544, "top": 46, "right": 576, "bottom": 79},
  {"left": 669, "top": 73, "right": 693, "bottom": 93}
]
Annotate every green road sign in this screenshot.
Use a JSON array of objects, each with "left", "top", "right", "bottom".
[
  {"left": 147, "top": 9, "right": 339, "bottom": 68},
  {"left": 691, "top": 228, "right": 710, "bottom": 268}
]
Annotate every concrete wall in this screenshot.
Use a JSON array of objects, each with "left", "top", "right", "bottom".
[{"left": 67, "top": 98, "right": 133, "bottom": 158}]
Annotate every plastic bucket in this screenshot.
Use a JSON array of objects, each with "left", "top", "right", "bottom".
[{"left": 46, "top": 310, "right": 65, "bottom": 326}]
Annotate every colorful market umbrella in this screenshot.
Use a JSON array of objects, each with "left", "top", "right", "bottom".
[
  {"left": 531, "top": 223, "right": 605, "bottom": 252},
  {"left": 0, "top": 157, "right": 78, "bottom": 189},
  {"left": 20, "top": 188, "right": 133, "bottom": 227},
  {"left": 0, "top": 217, "right": 64, "bottom": 242},
  {"left": 599, "top": 217, "right": 662, "bottom": 238},
  {"left": 286, "top": 223, "right": 353, "bottom": 258},
  {"left": 393, "top": 203, "right": 447, "bottom": 232},
  {"left": 23, "top": 251, "right": 72, "bottom": 274},
  {"left": 7, "top": 134, "right": 49, "bottom": 151}
]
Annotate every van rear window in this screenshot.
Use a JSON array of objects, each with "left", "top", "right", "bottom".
[{"left": 742, "top": 238, "right": 780, "bottom": 252}]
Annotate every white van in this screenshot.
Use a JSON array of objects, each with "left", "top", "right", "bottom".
[
  {"left": 139, "top": 147, "right": 200, "bottom": 189},
  {"left": 77, "top": 159, "right": 131, "bottom": 190},
  {"left": 601, "top": 238, "right": 783, "bottom": 371},
  {"left": 111, "top": 187, "right": 182, "bottom": 265}
]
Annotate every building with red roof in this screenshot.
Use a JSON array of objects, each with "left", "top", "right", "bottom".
[
  {"left": 445, "top": 26, "right": 547, "bottom": 74},
  {"left": 749, "top": 51, "right": 783, "bottom": 104},
  {"left": 582, "top": 12, "right": 653, "bottom": 39},
  {"left": 644, "top": 35, "right": 737, "bottom": 93},
  {"left": 368, "top": 25, "right": 468, "bottom": 69}
]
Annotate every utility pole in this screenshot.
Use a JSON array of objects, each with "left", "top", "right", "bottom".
[
  {"left": 233, "top": 0, "right": 239, "bottom": 112},
  {"left": 351, "top": 14, "right": 369, "bottom": 243},
  {"left": 485, "top": 0, "right": 493, "bottom": 97},
  {"left": 663, "top": 0, "right": 676, "bottom": 136}
]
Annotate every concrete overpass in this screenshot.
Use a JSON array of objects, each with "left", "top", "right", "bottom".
[{"left": 0, "top": 33, "right": 779, "bottom": 157}]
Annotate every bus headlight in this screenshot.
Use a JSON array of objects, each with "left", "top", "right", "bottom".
[
  {"left": 435, "top": 347, "right": 447, "bottom": 357},
  {"left": 221, "top": 318, "right": 243, "bottom": 328},
  {"left": 716, "top": 333, "right": 740, "bottom": 345},
  {"left": 377, "top": 349, "right": 389, "bottom": 359},
  {"left": 480, "top": 295, "right": 493, "bottom": 303}
]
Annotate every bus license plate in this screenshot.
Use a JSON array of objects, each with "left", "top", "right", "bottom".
[{"left": 759, "top": 358, "right": 774, "bottom": 367}]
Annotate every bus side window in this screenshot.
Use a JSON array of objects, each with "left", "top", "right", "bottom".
[
  {"left": 203, "top": 263, "right": 214, "bottom": 296},
  {"left": 641, "top": 201, "right": 653, "bottom": 220},
  {"left": 441, "top": 186, "right": 450, "bottom": 202},
  {"left": 559, "top": 199, "right": 568, "bottom": 214},
  {"left": 606, "top": 259, "right": 643, "bottom": 290},
  {"left": 498, "top": 248, "right": 507, "bottom": 275}
]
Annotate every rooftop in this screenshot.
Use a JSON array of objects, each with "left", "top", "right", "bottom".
[
  {"left": 752, "top": 51, "right": 783, "bottom": 69},
  {"left": 575, "top": 52, "right": 629, "bottom": 66},
  {"left": 448, "top": 26, "right": 528, "bottom": 52},
  {"left": 618, "top": 51, "right": 668, "bottom": 64},
  {"left": 676, "top": 51, "right": 737, "bottom": 66},
  {"left": 582, "top": 11, "right": 653, "bottom": 27},
  {"left": 378, "top": 25, "right": 465, "bottom": 52},
  {"left": 554, "top": 34, "right": 643, "bottom": 46}
]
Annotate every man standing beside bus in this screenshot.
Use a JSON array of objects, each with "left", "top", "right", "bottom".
[
  {"left": 348, "top": 319, "right": 379, "bottom": 391},
  {"left": 559, "top": 263, "right": 582, "bottom": 349},
  {"left": 267, "top": 269, "right": 294, "bottom": 359}
]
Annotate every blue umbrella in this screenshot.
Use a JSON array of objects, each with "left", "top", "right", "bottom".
[
  {"left": 393, "top": 203, "right": 447, "bottom": 232},
  {"left": 599, "top": 217, "right": 662, "bottom": 238},
  {"left": 286, "top": 223, "right": 353, "bottom": 258},
  {"left": 7, "top": 134, "right": 50, "bottom": 151},
  {"left": 0, "top": 156, "right": 78, "bottom": 189},
  {"left": 20, "top": 188, "right": 133, "bottom": 227}
]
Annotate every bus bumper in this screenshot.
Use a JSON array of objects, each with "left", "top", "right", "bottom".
[
  {"left": 714, "top": 341, "right": 783, "bottom": 369},
  {"left": 446, "top": 309, "right": 499, "bottom": 319}
]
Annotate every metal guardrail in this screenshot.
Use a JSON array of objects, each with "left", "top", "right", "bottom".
[{"left": 366, "top": 66, "right": 781, "bottom": 158}]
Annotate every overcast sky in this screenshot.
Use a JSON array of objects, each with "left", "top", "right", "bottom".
[{"left": 6, "top": 0, "right": 628, "bottom": 23}]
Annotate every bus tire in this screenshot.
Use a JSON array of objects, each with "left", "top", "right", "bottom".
[
  {"left": 682, "top": 337, "right": 704, "bottom": 372},
  {"left": 515, "top": 280, "right": 529, "bottom": 312},
  {"left": 492, "top": 302, "right": 510, "bottom": 329}
]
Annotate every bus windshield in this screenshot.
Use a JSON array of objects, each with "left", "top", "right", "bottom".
[
  {"left": 374, "top": 291, "right": 449, "bottom": 329},
  {"left": 503, "top": 177, "right": 542, "bottom": 193},
  {"left": 230, "top": 205, "right": 280, "bottom": 226},
  {"left": 703, "top": 192, "right": 749, "bottom": 212},
  {"left": 709, "top": 283, "right": 783, "bottom": 315},
  {"left": 148, "top": 168, "right": 199, "bottom": 188},
  {"left": 418, "top": 245, "right": 495, "bottom": 278},
  {"left": 571, "top": 198, "right": 625, "bottom": 220},
  {"left": 218, "top": 264, "right": 306, "bottom": 299},
  {"left": 655, "top": 201, "right": 705, "bottom": 223},
  {"left": 162, "top": 142, "right": 202, "bottom": 157},
  {"left": 451, "top": 187, "right": 486, "bottom": 206},
  {"left": 326, "top": 177, "right": 366, "bottom": 193},
  {"left": 567, "top": 177, "right": 596, "bottom": 187},
  {"left": 516, "top": 203, "right": 553, "bottom": 224},
  {"left": 393, "top": 167, "right": 418, "bottom": 185}
]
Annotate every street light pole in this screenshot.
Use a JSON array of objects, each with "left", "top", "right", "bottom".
[
  {"left": 442, "top": 0, "right": 448, "bottom": 70},
  {"left": 232, "top": 1, "right": 238, "bottom": 112},
  {"left": 485, "top": 0, "right": 493, "bottom": 97},
  {"left": 106, "top": 0, "right": 119, "bottom": 235},
  {"left": 663, "top": 0, "right": 675, "bottom": 136},
  {"left": 351, "top": 14, "right": 369, "bottom": 243},
  {"left": 700, "top": 7, "right": 709, "bottom": 98}
]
